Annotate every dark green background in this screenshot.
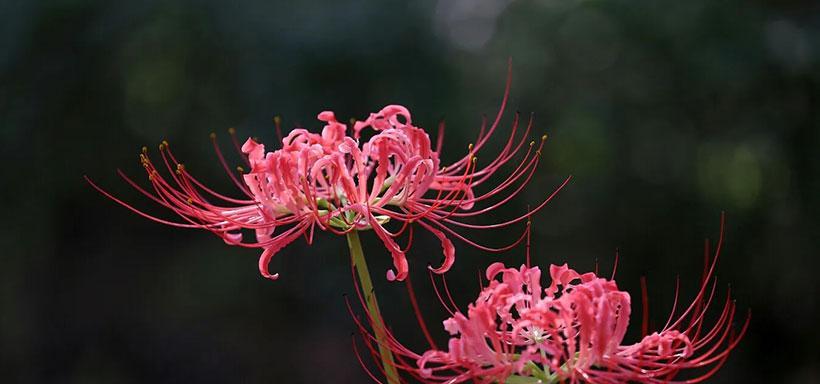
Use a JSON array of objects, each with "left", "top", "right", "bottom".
[{"left": 2, "top": 0, "right": 818, "bottom": 382}]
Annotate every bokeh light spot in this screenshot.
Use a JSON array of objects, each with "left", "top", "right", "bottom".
[{"left": 697, "top": 143, "right": 762, "bottom": 210}]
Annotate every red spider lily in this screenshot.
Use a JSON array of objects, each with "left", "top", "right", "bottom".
[
  {"left": 86, "top": 67, "right": 571, "bottom": 282},
  {"left": 348, "top": 216, "right": 749, "bottom": 383}
]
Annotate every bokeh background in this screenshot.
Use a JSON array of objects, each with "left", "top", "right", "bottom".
[{"left": 2, "top": 0, "right": 818, "bottom": 382}]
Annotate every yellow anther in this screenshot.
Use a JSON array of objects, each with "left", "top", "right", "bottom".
[
  {"left": 177, "top": 163, "right": 185, "bottom": 172},
  {"left": 139, "top": 154, "right": 148, "bottom": 164},
  {"left": 209, "top": 132, "right": 216, "bottom": 139},
  {"left": 468, "top": 143, "right": 474, "bottom": 151},
  {"left": 530, "top": 140, "right": 535, "bottom": 147},
  {"left": 236, "top": 166, "right": 245, "bottom": 173},
  {"left": 228, "top": 127, "right": 236, "bottom": 134},
  {"left": 141, "top": 146, "right": 148, "bottom": 154},
  {"left": 349, "top": 118, "right": 357, "bottom": 126},
  {"left": 187, "top": 197, "right": 193, "bottom": 204},
  {"left": 541, "top": 133, "right": 548, "bottom": 141},
  {"left": 472, "top": 156, "right": 477, "bottom": 164},
  {"left": 273, "top": 116, "right": 281, "bottom": 125}
]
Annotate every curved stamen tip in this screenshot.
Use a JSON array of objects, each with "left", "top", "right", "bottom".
[
  {"left": 541, "top": 134, "right": 548, "bottom": 141},
  {"left": 529, "top": 140, "right": 535, "bottom": 147},
  {"left": 177, "top": 163, "right": 185, "bottom": 171},
  {"left": 273, "top": 116, "right": 282, "bottom": 125},
  {"left": 141, "top": 146, "right": 148, "bottom": 154},
  {"left": 236, "top": 166, "right": 245, "bottom": 173},
  {"left": 228, "top": 127, "right": 236, "bottom": 134},
  {"left": 468, "top": 143, "right": 474, "bottom": 151},
  {"left": 209, "top": 132, "right": 216, "bottom": 139}
]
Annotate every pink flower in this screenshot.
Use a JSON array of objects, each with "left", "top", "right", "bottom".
[
  {"left": 86, "top": 69, "right": 570, "bottom": 281},
  {"left": 350, "top": 217, "right": 749, "bottom": 383}
]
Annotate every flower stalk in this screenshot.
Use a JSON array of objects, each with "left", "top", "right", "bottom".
[{"left": 347, "top": 230, "right": 400, "bottom": 383}]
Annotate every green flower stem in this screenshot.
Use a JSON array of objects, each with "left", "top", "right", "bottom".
[{"left": 347, "top": 230, "right": 400, "bottom": 384}]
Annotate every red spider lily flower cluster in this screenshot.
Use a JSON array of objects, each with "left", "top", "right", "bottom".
[
  {"left": 349, "top": 218, "right": 749, "bottom": 383},
  {"left": 86, "top": 72, "right": 570, "bottom": 282}
]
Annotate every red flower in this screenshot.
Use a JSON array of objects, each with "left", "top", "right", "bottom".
[
  {"left": 349, "top": 216, "right": 749, "bottom": 383},
  {"left": 87, "top": 68, "right": 570, "bottom": 281}
]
